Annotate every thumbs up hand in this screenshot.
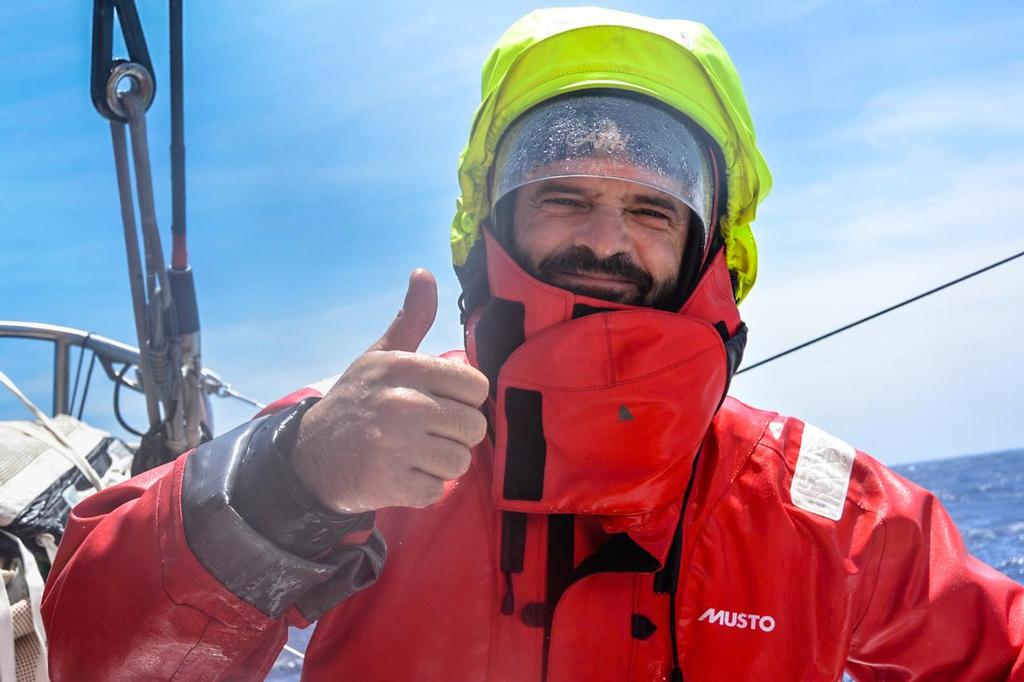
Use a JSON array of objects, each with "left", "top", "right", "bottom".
[{"left": 290, "top": 269, "right": 490, "bottom": 513}]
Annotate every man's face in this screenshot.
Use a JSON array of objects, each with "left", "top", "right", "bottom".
[{"left": 509, "top": 175, "right": 691, "bottom": 309}]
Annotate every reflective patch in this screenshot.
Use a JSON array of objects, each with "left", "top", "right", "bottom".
[{"left": 790, "top": 424, "right": 855, "bottom": 521}]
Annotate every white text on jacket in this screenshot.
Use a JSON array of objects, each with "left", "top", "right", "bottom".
[{"left": 697, "top": 608, "right": 776, "bottom": 632}]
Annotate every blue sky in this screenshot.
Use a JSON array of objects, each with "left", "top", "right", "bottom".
[{"left": 2, "top": 2, "right": 1022, "bottom": 465}]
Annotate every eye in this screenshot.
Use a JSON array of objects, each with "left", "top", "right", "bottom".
[
  {"left": 539, "top": 196, "right": 589, "bottom": 214},
  {"left": 543, "top": 197, "right": 586, "bottom": 208},
  {"left": 630, "top": 207, "right": 674, "bottom": 224}
]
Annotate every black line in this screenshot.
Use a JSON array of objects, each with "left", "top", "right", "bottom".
[
  {"left": 738, "top": 249, "right": 1024, "bottom": 375},
  {"left": 77, "top": 352, "right": 98, "bottom": 420},
  {"left": 114, "top": 363, "right": 145, "bottom": 437},
  {"left": 169, "top": 0, "right": 186, "bottom": 239}
]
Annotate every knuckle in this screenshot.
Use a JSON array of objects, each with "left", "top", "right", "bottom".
[
  {"left": 383, "top": 350, "right": 418, "bottom": 373},
  {"left": 355, "top": 350, "right": 392, "bottom": 380},
  {"left": 426, "top": 477, "right": 445, "bottom": 502},
  {"left": 465, "top": 369, "right": 490, "bottom": 405},
  {"left": 435, "top": 444, "right": 471, "bottom": 479},
  {"left": 448, "top": 406, "right": 486, "bottom": 445},
  {"left": 468, "top": 410, "right": 488, "bottom": 445},
  {"left": 451, "top": 447, "right": 472, "bottom": 477},
  {"left": 374, "top": 386, "right": 421, "bottom": 414},
  {"left": 449, "top": 407, "right": 473, "bottom": 440},
  {"left": 408, "top": 476, "right": 443, "bottom": 508},
  {"left": 382, "top": 351, "right": 431, "bottom": 382},
  {"left": 362, "top": 426, "right": 392, "bottom": 455}
]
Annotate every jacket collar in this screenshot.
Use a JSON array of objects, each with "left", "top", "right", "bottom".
[{"left": 465, "top": 230, "right": 742, "bottom": 563}]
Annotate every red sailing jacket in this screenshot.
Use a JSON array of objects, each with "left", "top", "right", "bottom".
[{"left": 43, "top": 235, "right": 1024, "bottom": 680}]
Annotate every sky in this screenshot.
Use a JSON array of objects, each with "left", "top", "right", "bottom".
[{"left": 1, "top": 1, "right": 1022, "bottom": 465}]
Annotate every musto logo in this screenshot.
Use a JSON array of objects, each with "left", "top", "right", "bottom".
[{"left": 697, "top": 608, "right": 776, "bottom": 633}]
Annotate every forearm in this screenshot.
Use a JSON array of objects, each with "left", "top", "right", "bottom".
[
  {"left": 43, "top": 452, "right": 289, "bottom": 679},
  {"left": 43, "top": 403, "right": 385, "bottom": 679},
  {"left": 847, "top": 479, "right": 1024, "bottom": 680},
  {"left": 184, "top": 401, "right": 385, "bottom": 621}
]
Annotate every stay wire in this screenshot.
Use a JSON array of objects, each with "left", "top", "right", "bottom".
[
  {"left": 113, "top": 363, "right": 146, "bottom": 437},
  {"left": 737, "top": 248, "right": 1024, "bottom": 375},
  {"left": 69, "top": 332, "right": 94, "bottom": 417},
  {"left": 68, "top": 339, "right": 88, "bottom": 415},
  {"left": 77, "top": 352, "right": 98, "bottom": 421}
]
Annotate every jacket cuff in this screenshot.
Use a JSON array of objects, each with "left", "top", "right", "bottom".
[
  {"left": 232, "top": 397, "right": 375, "bottom": 557},
  {"left": 180, "top": 414, "right": 386, "bottom": 619}
]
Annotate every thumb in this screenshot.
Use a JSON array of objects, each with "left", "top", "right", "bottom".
[{"left": 368, "top": 268, "right": 438, "bottom": 353}]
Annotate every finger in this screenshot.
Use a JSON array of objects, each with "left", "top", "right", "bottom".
[
  {"left": 375, "top": 388, "right": 486, "bottom": 447},
  {"left": 409, "top": 434, "right": 473, "bottom": 481},
  {"left": 367, "top": 269, "right": 438, "bottom": 353},
  {"left": 381, "top": 353, "right": 490, "bottom": 406},
  {"left": 421, "top": 396, "right": 488, "bottom": 448},
  {"left": 396, "top": 468, "right": 447, "bottom": 509}
]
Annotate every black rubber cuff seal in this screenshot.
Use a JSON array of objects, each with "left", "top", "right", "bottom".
[
  {"left": 232, "top": 397, "right": 375, "bottom": 558},
  {"left": 181, "top": 412, "right": 386, "bottom": 618}
]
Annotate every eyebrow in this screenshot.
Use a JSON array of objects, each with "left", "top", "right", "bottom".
[
  {"left": 534, "top": 180, "right": 597, "bottom": 197},
  {"left": 627, "top": 193, "right": 680, "bottom": 215}
]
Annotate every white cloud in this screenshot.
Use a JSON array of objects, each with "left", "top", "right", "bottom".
[
  {"left": 846, "top": 65, "right": 1024, "bottom": 141},
  {"left": 763, "top": 153, "right": 1024, "bottom": 258},
  {"left": 734, "top": 60, "right": 1024, "bottom": 463},
  {"left": 763, "top": 61, "right": 1024, "bottom": 258}
]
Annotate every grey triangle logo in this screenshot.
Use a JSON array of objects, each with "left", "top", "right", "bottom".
[{"left": 618, "top": 404, "right": 635, "bottom": 421}]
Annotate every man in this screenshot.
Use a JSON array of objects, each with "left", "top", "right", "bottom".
[{"left": 43, "top": 8, "right": 1024, "bottom": 680}]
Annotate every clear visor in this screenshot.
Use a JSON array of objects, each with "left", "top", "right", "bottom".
[{"left": 491, "top": 92, "right": 715, "bottom": 249}]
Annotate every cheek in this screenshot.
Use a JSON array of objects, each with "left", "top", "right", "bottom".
[
  {"left": 632, "top": 229, "right": 686, "bottom": 282},
  {"left": 513, "top": 213, "right": 573, "bottom": 269}
]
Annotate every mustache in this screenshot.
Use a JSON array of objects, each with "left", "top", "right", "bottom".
[{"left": 536, "top": 246, "right": 654, "bottom": 293}]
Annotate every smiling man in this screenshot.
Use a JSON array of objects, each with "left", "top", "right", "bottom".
[
  {"left": 494, "top": 91, "right": 712, "bottom": 313},
  {"left": 510, "top": 175, "right": 688, "bottom": 307},
  {"left": 43, "top": 8, "right": 1024, "bottom": 681}
]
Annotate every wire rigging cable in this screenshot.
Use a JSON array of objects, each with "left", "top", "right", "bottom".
[
  {"left": 76, "top": 352, "right": 98, "bottom": 421},
  {"left": 738, "top": 248, "right": 1024, "bottom": 375},
  {"left": 113, "top": 363, "right": 145, "bottom": 437},
  {"left": 91, "top": 0, "right": 206, "bottom": 469}
]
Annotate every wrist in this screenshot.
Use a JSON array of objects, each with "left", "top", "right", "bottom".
[{"left": 232, "top": 398, "right": 374, "bottom": 557}]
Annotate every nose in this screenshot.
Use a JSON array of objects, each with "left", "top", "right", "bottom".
[{"left": 572, "top": 205, "right": 631, "bottom": 259}]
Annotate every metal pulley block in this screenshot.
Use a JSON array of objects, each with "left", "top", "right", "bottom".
[{"left": 91, "top": 0, "right": 156, "bottom": 122}]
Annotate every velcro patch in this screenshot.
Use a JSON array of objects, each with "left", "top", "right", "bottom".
[{"left": 790, "top": 424, "right": 855, "bottom": 521}]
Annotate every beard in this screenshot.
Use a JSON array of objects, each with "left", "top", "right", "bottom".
[{"left": 523, "top": 244, "right": 679, "bottom": 310}]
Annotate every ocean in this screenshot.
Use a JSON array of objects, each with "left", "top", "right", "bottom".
[{"left": 268, "top": 448, "right": 1024, "bottom": 681}]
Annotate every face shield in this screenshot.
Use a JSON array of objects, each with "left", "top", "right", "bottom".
[{"left": 490, "top": 91, "right": 717, "bottom": 258}]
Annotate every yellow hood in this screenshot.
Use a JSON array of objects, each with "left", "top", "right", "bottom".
[{"left": 452, "top": 7, "right": 772, "bottom": 302}]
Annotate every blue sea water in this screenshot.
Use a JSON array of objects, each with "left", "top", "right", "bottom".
[{"left": 268, "top": 448, "right": 1024, "bottom": 681}]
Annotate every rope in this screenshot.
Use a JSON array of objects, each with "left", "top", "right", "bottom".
[
  {"left": 0, "top": 371, "right": 105, "bottom": 491},
  {"left": 0, "top": 530, "right": 49, "bottom": 682},
  {"left": 282, "top": 643, "right": 306, "bottom": 660},
  {"left": 0, "top": 556, "right": 17, "bottom": 682},
  {"left": 738, "top": 248, "right": 1024, "bottom": 375}
]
